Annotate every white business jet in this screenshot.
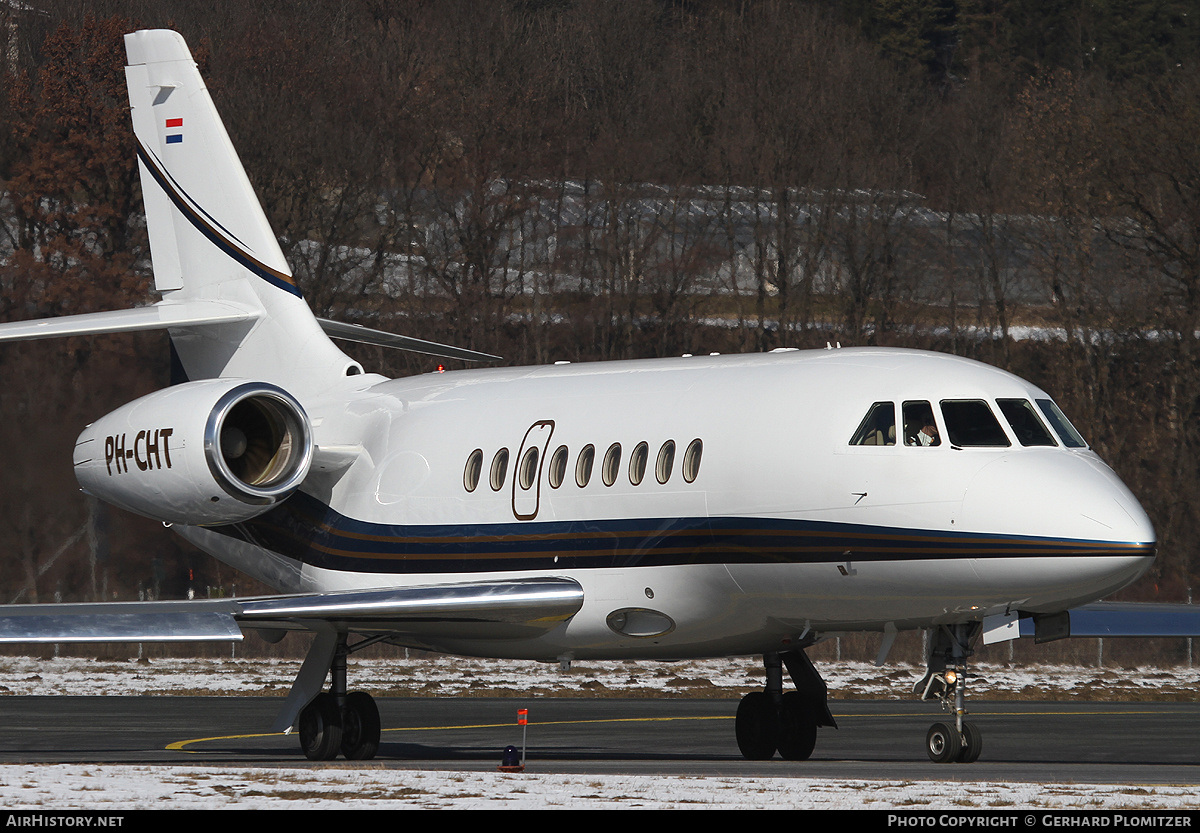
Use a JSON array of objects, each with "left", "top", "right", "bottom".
[{"left": 0, "top": 30, "right": 1177, "bottom": 765}]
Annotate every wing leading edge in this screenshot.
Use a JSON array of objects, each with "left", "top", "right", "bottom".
[{"left": 0, "top": 577, "right": 584, "bottom": 644}]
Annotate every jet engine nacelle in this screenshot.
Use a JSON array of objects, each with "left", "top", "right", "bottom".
[{"left": 73, "top": 380, "right": 313, "bottom": 526}]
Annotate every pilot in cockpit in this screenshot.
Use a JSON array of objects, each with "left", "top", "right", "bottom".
[
  {"left": 916, "top": 418, "right": 939, "bottom": 446},
  {"left": 904, "top": 402, "right": 941, "bottom": 447}
]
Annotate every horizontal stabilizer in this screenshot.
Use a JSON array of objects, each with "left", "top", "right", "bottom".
[
  {"left": 0, "top": 301, "right": 259, "bottom": 343},
  {"left": 317, "top": 318, "right": 500, "bottom": 363},
  {"left": 0, "top": 577, "right": 582, "bottom": 645}
]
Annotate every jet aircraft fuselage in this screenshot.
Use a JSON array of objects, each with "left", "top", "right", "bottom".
[{"left": 173, "top": 347, "right": 1155, "bottom": 662}]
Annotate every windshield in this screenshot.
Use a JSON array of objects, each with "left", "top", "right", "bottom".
[
  {"left": 997, "top": 399, "right": 1057, "bottom": 447},
  {"left": 1035, "top": 399, "right": 1088, "bottom": 448},
  {"left": 940, "top": 400, "right": 1010, "bottom": 447}
]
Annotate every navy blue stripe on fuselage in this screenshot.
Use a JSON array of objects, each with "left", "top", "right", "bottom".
[
  {"left": 135, "top": 140, "right": 302, "bottom": 297},
  {"left": 211, "top": 490, "right": 1155, "bottom": 575}
]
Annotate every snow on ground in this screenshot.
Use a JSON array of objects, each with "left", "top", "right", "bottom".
[
  {"left": 1, "top": 765, "right": 1198, "bottom": 810},
  {"left": 1, "top": 654, "right": 1197, "bottom": 700},
  {"left": 0, "top": 656, "right": 1197, "bottom": 809}
]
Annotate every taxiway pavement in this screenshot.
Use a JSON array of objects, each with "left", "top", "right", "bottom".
[{"left": 0, "top": 697, "right": 1195, "bottom": 784}]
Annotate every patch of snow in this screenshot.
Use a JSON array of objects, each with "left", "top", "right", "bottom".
[
  {"left": 0, "top": 764, "right": 1196, "bottom": 809},
  {"left": 1, "top": 656, "right": 1197, "bottom": 700}
]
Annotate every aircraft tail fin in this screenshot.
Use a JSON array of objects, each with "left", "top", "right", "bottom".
[
  {"left": 123, "top": 29, "right": 358, "bottom": 388},
  {"left": 0, "top": 31, "right": 499, "bottom": 383},
  {"left": 125, "top": 30, "right": 292, "bottom": 298}
]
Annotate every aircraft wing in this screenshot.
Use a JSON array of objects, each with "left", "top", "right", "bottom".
[
  {"left": 1041, "top": 601, "right": 1200, "bottom": 639},
  {"left": 986, "top": 601, "right": 1200, "bottom": 644},
  {"left": 0, "top": 577, "right": 584, "bottom": 644}
]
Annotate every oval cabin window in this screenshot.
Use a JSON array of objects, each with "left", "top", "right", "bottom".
[
  {"left": 548, "top": 445, "right": 568, "bottom": 488},
  {"left": 656, "top": 440, "right": 675, "bottom": 484},
  {"left": 682, "top": 438, "right": 702, "bottom": 483},
  {"left": 602, "top": 443, "right": 622, "bottom": 487},
  {"left": 576, "top": 444, "right": 595, "bottom": 487},
  {"left": 490, "top": 448, "right": 509, "bottom": 491},
  {"left": 629, "top": 442, "right": 648, "bottom": 485},
  {"left": 518, "top": 446, "right": 539, "bottom": 489},
  {"left": 463, "top": 448, "right": 483, "bottom": 492}
]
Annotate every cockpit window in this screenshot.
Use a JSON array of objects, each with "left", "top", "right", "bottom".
[
  {"left": 940, "top": 400, "right": 1011, "bottom": 447},
  {"left": 1036, "top": 399, "right": 1088, "bottom": 448},
  {"left": 903, "top": 401, "right": 941, "bottom": 447},
  {"left": 850, "top": 402, "right": 896, "bottom": 446},
  {"left": 996, "top": 399, "right": 1057, "bottom": 446}
]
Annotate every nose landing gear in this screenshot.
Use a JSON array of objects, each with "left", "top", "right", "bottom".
[{"left": 915, "top": 623, "right": 983, "bottom": 763}]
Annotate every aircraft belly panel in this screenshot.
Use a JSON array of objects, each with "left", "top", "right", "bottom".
[{"left": 724, "top": 552, "right": 1154, "bottom": 628}]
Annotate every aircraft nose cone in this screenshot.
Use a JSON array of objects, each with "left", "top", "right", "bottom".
[
  {"left": 961, "top": 450, "right": 1155, "bottom": 597},
  {"left": 963, "top": 450, "right": 1154, "bottom": 543}
]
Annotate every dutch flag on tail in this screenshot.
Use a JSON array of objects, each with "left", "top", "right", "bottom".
[{"left": 165, "top": 117, "right": 182, "bottom": 144}]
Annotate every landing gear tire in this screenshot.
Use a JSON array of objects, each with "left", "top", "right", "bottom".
[
  {"left": 299, "top": 692, "right": 343, "bottom": 761},
  {"left": 957, "top": 721, "right": 982, "bottom": 763},
  {"left": 926, "top": 721, "right": 961, "bottom": 764},
  {"left": 735, "top": 691, "right": 778, "bottom": 760},
  {"left": 341, "top": 691, "right": 381, "bottom": 761},
  {"left": 778, "top": 691, "right": 818, "bottom": 761}
]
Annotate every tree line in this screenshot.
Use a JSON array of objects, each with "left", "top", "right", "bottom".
[{"left": 0, "top": 1, "right": 1198, "bottom": 663}]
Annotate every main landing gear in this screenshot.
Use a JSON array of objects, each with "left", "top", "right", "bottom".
[
  {"left": 295, "top": 632, "right": 384, "bottom": 761},
  {"left": 735, "top": 650, "right": 838, "bottom": 760},
  {"left": 914, "top": 623, "right": 983, "bottom": 764}
]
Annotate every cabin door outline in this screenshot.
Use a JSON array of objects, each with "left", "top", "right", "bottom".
[{"left": 512, "top": 420, "right": 555, "bottom": 520}]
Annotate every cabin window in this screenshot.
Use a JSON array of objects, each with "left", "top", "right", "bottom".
[
  {"left": 996, "top": 399, "right": 1056, "bottom": 447},
  {"left": 602, "top": 443, "right": 622, "bottom": 487},
  {"left": 576, "top": 444, "right": 595, "bottom": 487},
  {"left": 518, "top": 446, "right": 539, "bottom": 489},
  {"left": 850, "top": 402, "right": 896, "bottom": 446},
  {"left": 489, "top": 448, "right": 510, "bottom": 490},
  {"left": 656, "top": 440, "right": 676, "bottom": 484},
  {"left": 548, "top": 445, "right": 569, "bottom": 488},
  {"left": 1036, "top": 399, "right": 1088, "bottom": 448},
  {"left": 629, "top": 442, "right": 649, "bottom": 485},
  {"left": 463, "top": 448, "right": 483, "bottom": 492},
  {"left": 903, "top": 401, "right": 941, "bottom": 447},
  {"left": 940, "top": 400, "right": 1011, "bottom": 447},
  {"left": 682, "top": 438, "right": 702, "bottom": 482}
]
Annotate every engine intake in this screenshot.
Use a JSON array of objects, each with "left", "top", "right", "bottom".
[
  {"left": 74, "top": 380, "right": 313, "bottom": 526},
  {"left": 206, "top": 385, "right": 312, "bottom": 505}
]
